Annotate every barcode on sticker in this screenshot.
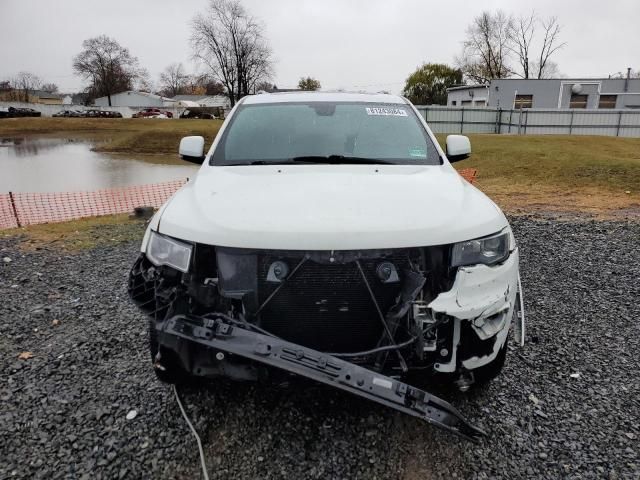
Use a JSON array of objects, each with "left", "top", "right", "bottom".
[{"left": 366, "top": 107, "right": 408, "bottom": 117}]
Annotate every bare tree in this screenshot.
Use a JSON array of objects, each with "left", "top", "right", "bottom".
[
  {"left": 535, "top": 17, "right": 565, "bottom": 79},
  {"left": 509, "top": 13, "right": 535, "bottom": 79},
  {"left": 191, "top": 0, "right": 273, "bottom": 105},
  {"left": 456, "top": 11, "right": 513, "bottom": 84},
  {"left": 256, "top": 81, "right": 277, "bottom": 92},
  {"left": 73, "top": 35, "right": 145, "bottom": 106},
  {"left": 12, "top": 72, "right": 41, "bottom": 102},
  {"left": 41, "top": 83, "right": 59, "bottom": 93},
  {"left": 159, "top": 63, "right": 190, "bottom": 97},
  {"left": 508, "top": 13, "right": 566, "bottom": 79}
]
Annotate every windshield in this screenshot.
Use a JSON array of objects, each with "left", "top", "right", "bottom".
[{"left": 211, "top": 101, "right": 440, "bottom": 166}]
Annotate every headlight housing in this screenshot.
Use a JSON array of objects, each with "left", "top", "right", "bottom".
[
  {"left": 451, "top": 229, "right": 511, "bottom": 267},
  {"left": 146, "top": 231, "right": 193, "bottom": 272}
]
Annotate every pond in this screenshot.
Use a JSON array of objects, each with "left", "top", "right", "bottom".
[{"left": 0, "top": 137, "right": 199, "bottom": 193}]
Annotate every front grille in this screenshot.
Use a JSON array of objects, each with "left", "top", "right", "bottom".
[{"left": 257, "top": 253, "right": 406, "bottom": 353}]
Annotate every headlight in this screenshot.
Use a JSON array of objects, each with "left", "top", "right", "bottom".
[
  {"left": 146, "top": 231, "right": 193, "bottom": 272},
  {"left": 451, "top": 230, "right": 511, "bottom": 267}
]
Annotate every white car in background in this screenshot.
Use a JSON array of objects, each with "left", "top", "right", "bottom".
[{"left": 129, "top": 92, "right": 524, "bottom": 441}]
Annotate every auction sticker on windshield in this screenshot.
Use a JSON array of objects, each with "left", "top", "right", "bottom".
[{"left": 365, "top": 107, "right": 408, "bottom": 116}]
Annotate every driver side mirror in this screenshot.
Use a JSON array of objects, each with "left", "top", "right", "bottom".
[
  {"left": 179, "top": 136, "right": 205, "bottom": 164},
  {"left": 445, "top": 135, "right": 471, "bottom": 163}
]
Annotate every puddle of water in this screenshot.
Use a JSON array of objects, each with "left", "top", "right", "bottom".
[{"left": 0, "top": 137, "right": 198, "bottom": 192}]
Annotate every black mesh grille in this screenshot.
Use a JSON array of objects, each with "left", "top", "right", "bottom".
[{"left": 257, "top": 254, "right": 405, "bottom": 353}]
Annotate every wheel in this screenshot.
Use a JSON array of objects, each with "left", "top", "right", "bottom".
[
  {"left": 471, "top": 337, "right": 508, "bottom": 387},
  {"left": 148, "top": 320, "right": 188, "bottom": 384}
]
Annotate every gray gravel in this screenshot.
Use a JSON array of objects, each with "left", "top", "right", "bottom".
[{"left": 1, "top": 216, "right": 638, "bottom": 479}]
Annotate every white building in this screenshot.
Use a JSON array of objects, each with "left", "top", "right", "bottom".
[
  {"left": 171, "top": 94, "right": 231, "bottom": 109},
  {"left": 446, "top": 85, "right": 490, "bottom": 107},
  {"left": 93, "top": 91, "right": 176, "bottom": 108}
]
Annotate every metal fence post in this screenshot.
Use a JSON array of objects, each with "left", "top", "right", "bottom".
[
  {"left": 524, "top": 110, "right": 529, "bottom": 134},
  {"left": 517, "top": 110, "right": 522, "bottom": 134},
  {"left": 460, "top": 107, "right": 465, "bottom": 134},
  {"left": 425, "top": 107, "right": 429, "bottom": 123},
  {"left": 616, "top": 111, "right": 623, "bottom": 137},
  {"left": 8, "top": 191, "right": 21, "bottom": 228},
  {"left": 569, "top": 110, "right": 575, "bottom": 135},
  {"left": 495, "top": 108, "right": 501, "bottom": 134},
  {"left": 508, "top": 109, "right": 513, "bottom": 133}
]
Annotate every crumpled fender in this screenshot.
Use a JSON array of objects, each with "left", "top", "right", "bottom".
[{"left": 428, "top": 250, "right": 519, "bottom": 370}]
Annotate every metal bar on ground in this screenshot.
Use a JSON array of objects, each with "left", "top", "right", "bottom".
[{"left": 160, "top": 314, "right": 487, "bottom": 442}]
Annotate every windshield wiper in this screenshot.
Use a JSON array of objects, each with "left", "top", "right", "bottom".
[
  {"left": 223, "top": 156, "right": 394, "bottom": 166},
  {"left": 291, "top": 155, "right": 394, "bottom": 165},
  {"left": 224, "top": 160, "right": 298, "bottom": 166}
]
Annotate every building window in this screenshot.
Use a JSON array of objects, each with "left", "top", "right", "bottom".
[
  {"left": 569, "top": 94, "right": 588, "bottom": 109},
  {"left": 451, "top": 100, "right": 457, "bottom": 106},
  {"left": 474, "top": 100, "right": 486, "bottom": 107},
  {"left": 598, "top": 95, "right": 617, "bottom": 109},
  {"left": 514, "top": 94, "right": 533, "bottom": 109},
  {"left": 461, "top": 100, "right": 472, "bottom": 106}
]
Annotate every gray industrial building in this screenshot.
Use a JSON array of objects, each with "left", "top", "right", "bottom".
[{"left": 447, "top": 77, "right": 640, "bottom": 110}]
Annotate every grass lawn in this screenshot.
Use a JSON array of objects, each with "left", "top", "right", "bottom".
[
  {"left": 2, "top": 213, "right": 147, "bottom": 251},
  {"left": 440, "top": 134, "right": 640, "bottom": 216},
  {"left": 1, "top": 118, "right": 639, "bottom": 217}
]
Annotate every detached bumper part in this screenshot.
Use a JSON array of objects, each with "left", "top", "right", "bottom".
[{"left": 157, "top": 314, "right": 487, "bottom": 442}]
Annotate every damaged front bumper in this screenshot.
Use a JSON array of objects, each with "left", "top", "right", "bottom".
[
  {"left": 428, "top": 249, "right": 521, "bottom": 372},
  {"left": 156, "top": 313, "right": 487, "bottom": 442}
]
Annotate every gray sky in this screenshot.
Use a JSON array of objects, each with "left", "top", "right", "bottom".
[{"left": 1, "top": 0, "right": 638, "bottom": 93}]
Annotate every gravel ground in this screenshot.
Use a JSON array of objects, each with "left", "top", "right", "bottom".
[{"left": 1, "top": 216, "right": 638, "bottom": 479}]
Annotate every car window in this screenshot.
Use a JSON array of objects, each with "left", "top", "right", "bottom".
[{"left": 211, "top": 102, "right": 440, "bottom": 166}]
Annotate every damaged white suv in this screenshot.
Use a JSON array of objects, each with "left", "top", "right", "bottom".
[{"left": 129, "top": 92, "right": 524, "bottom": 440}]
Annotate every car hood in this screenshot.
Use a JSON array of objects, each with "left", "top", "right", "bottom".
[{"left": 156, "top": 164, "right": 508, "bottom": 250}]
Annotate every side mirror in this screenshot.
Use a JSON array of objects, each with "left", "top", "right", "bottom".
[
  {"left": 445, "top": 135, "right": 471, "bottom": 163},
  {"left": 179, "top": 136, "right": 205, "bottom": 164}
]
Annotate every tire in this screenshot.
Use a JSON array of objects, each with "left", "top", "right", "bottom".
[
  {"left": 148, "top": 320, "right": 188, "bottom": 384},
  {"left": 471, "top": 337, "right": 508, "bottom": 387}
]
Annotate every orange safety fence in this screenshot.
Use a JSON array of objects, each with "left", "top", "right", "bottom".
[
  {"left": 0, "top": 179, "right": 187, "bottom": 229},
  {"left": 458, "top": 168, "right": 477, "bottom": 184}
]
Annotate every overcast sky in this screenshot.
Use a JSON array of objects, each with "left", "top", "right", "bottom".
[{"left": 1, "top": 0, "right": 638, "bottom": 94}]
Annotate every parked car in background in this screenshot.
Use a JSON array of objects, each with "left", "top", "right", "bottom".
[
  {"left": 179, "top": 107, "right": 220, "bottom": 120},
  {"left": 132, "top": 108, "right": 173, "bottom": 119},
  {"left": 53, "top": 110, "right": 83, "bottom": 118},
  {"left": 102, "top": 110, "right": 123, "bottom": 118},
  {"left": 0, "top": 106, "right": 42, "bottom": 118},
  {"left": 83, "top": 109, "right": 122, "bottom": 118}
]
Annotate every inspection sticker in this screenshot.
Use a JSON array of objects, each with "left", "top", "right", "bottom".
[
  {"left": 408, "top": 147, "right": 427, "bottom": 158},
  {"left": 365, "top": 107, "right": 408, "bottom": 117}
]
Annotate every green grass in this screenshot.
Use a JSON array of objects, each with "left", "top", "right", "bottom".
[
  {"left": 2, "top": 214, "right": 147, "bottom": 251},
  {"left": 440, "top": 134, "right": 640, "bottom": 193}
]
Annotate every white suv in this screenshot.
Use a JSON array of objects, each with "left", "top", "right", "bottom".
[{"left": 129, "top": 92, "right": 524, "bottom": 441}]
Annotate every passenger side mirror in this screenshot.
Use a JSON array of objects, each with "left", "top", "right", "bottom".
[
  {"left": 445, "top": 135, "right": 471, "bottom": 163},
  {"left": 179, "top": 136, "right": 205, "bottom": 164}
]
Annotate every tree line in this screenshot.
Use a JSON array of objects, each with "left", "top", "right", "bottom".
[{"left": 3, "top": 3, "right": 638, "bottom": 107}]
